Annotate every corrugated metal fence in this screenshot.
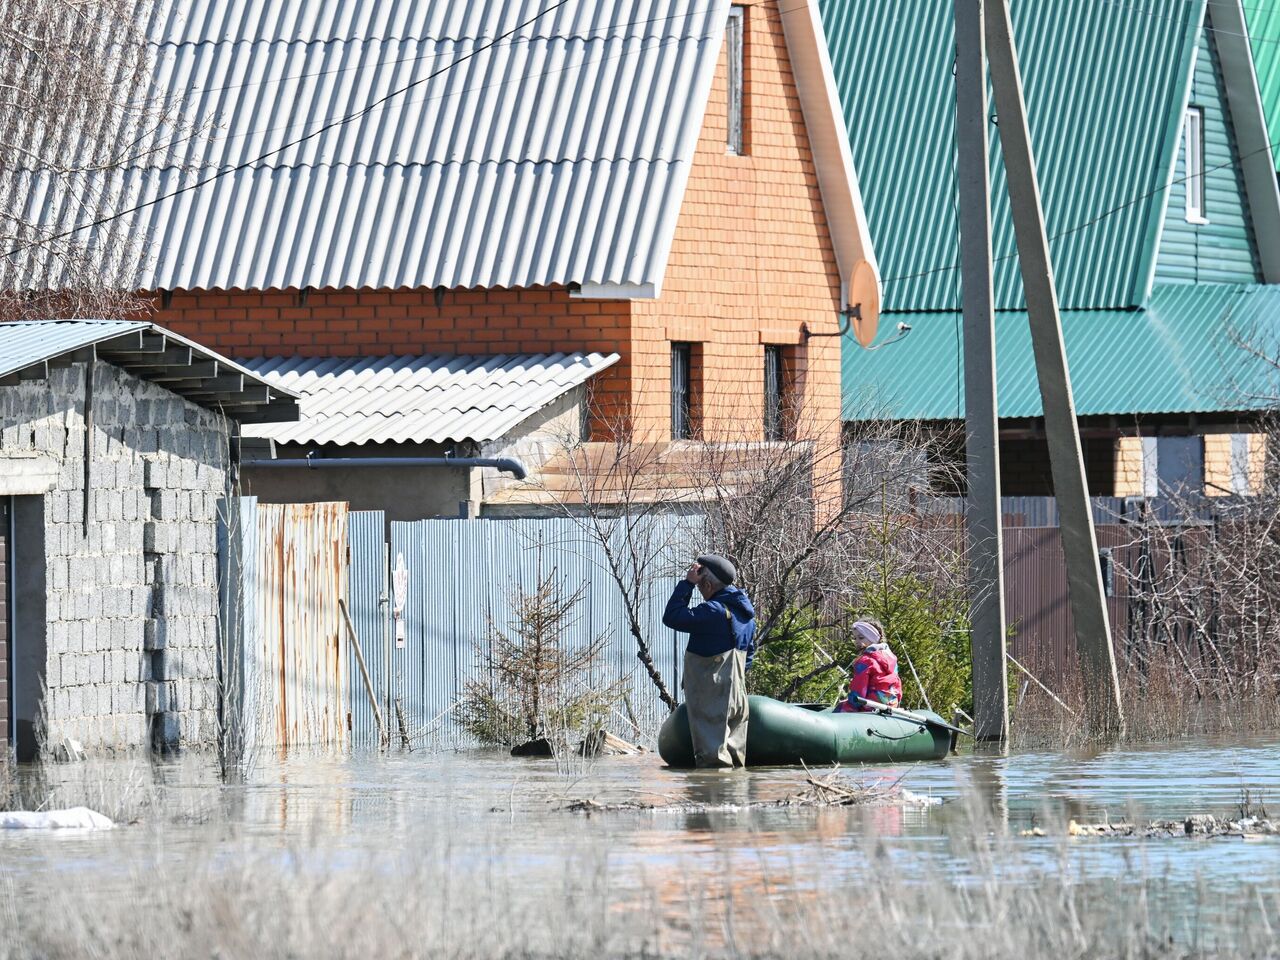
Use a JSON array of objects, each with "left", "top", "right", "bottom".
[
  {"left": 222, "top": 501, "right": 700, "bottom": 749},
  {"left": 386, "top": 515, "right": 699, "bottom": 743},
  {"left": 222, "top": 498, "right": 351, "bottom": 751}
]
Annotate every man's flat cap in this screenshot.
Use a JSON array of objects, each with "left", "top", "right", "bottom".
[{"left": 697, "top": 554, "right": 736, "bottom": 585}]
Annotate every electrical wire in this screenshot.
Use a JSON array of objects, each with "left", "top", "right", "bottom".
[
  {"left": 4, "top": 0, "right": 811, "bottom": 263},
  {"left": 114, "top": 0, "right": 811, "bottom": 165}
]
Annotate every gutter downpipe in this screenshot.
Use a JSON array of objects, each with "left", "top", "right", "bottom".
[{"left": 240, "top": 455, "right": 529, "bottom": 481}]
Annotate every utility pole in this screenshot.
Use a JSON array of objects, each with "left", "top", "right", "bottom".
[
  {"left": 984, "top": 0, "right": 1124, "bottom": 736},
  {"left": 954, "top": 0, "right": 1008, "bottom": 743}
]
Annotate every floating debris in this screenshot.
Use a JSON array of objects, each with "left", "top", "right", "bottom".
[
  {"left": 1019, "top": 814, "right": 1279, "bottom": 839},
  {"left": 561, "top": 768, "right": 938, "bottom": 815}
]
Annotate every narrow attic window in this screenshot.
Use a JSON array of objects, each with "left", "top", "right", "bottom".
[
  {"left": 1184, "top": 106, "right": 1207, "bottom": 223},
  {"left": 726, "top": 6, "right": 745, "bottom": 155},
  {"left": 764, "top": 345, "right": 786, "bottom": 441}
]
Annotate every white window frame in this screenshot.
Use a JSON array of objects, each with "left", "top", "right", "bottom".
[
  {"left": 726, "top": 7, "right": 745, "bottom": 156},
  {"left": 1184, "top": 106, "right": 1208, "bottom": 224}
]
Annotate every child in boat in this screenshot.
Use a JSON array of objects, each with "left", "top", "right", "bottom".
[{"left": 834, "top": 619, "right": 903, "bottom": 713}]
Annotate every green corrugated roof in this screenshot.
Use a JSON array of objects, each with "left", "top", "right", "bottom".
[
  {"left": 842, "top": 285, "right": 1280, "bottom": 421},
  {"left": 1246, "top": 0, "right": 1280, "bottom": 164},
  {"left": 819, "top": 0, "right": 1202, "bottom": 311}
]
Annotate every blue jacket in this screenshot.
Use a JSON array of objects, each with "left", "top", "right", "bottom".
[{"left": 663, "top": 580, "right": 757, "bottom": 667}]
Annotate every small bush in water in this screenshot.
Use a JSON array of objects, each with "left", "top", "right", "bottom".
[{"left": 458, "top": 571, "right": 620, "bottom": 748}]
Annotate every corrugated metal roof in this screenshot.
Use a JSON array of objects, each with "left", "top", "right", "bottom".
[
  {"left": 842, "top": 283, "right": 1280, "bottom": 421},
  {"left": 819, "top": 0, "right": 1201, "bottom": 311},
  {"left": 242, "top": 350, "right": 619, "bottom": 445},
  {"left": 0, "top": 320, "right": 148, "bottom": 378},
  {"left": 23, "top": 0, "right": 728, "bottom": 293},
  {"left": 0, "top": 319, "right": 298, "bottom": 421},
  {"left": 1246, "top": 0, "right": 1280, "bottom": 167}
]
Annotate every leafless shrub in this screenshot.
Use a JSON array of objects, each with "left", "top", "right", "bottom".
[
  {"left": 527, "top": 382, "right": 968, "bottom": 710},
  {"left": 0, "top": 0, "right": 197, "bottom": 318}
]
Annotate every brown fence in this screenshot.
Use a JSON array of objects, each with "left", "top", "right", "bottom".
[{"left": 1003, "top": 523, "right": 1217, "bottom": 685}]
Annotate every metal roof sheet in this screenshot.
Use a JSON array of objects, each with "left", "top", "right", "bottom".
[
  {"left": 1246, "top": 0, "right": 1280, "bottom": 167},
  {"left": 819, "top": 0, "right": 1201, "bottom": 311},
  {"left": 0, "top": 319, "right": 298, "bottom": 421},
  {"left": 21, "top": 0, "right": 728, "bottom": 293},
  {"left": 241, "top": 350, "right": 619, "bottom": 445},
  {"left": 842, "top": 284, "right": 1280, "bottom": 421},
  {"left": 0, "top": 320, "right": 147, "bottom": 378}
]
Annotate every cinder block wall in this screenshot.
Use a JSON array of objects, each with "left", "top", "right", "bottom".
[{"left": 0, "top": 362, "right": 227, "bottom": 754}]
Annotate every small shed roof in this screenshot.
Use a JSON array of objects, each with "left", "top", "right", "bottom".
[
  {"left": 241, "top": 351, "right": 619, "bottom": 446},
  {"left": 0, "top": 319, "right": 299, "bottom": 422}
]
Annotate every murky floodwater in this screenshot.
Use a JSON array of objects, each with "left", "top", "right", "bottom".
[{"left": 3, "top": 730, "right": 1279, "bottom": 950}]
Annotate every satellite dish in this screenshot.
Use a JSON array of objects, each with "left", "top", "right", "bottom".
[{"left": 848, "top": 259, "right": 881, "bottom": 348}]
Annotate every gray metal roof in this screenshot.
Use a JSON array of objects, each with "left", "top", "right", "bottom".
[
  {"left": 35, "top": 0, "right": 730, "bottom": 293},
  {"left": 240, "top": 350, "right": 620, "bottom": 446},
  {"left": 0, "top": 320, "right": 299, "bottom": 422}
]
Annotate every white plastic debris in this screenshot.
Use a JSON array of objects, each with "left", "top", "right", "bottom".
[
  {"left": 0, "top": 807, "right": 115, "bottom": 831},
  {"left": 900, "top": 790, "right": 943, "bottom": 807}
]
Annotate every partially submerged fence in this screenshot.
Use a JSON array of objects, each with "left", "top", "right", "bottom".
[{"left": 221, "top": 500, "right": 699, "bottom": 750}]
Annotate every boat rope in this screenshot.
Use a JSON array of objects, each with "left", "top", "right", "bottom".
[{"left": 867, "top": 725, "right": 926, "bottom": 742}]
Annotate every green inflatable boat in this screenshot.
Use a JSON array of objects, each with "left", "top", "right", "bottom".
[{"left": 658, "top": 695, "right": 954, "bottom": 767}]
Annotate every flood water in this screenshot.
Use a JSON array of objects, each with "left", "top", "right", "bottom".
[{"left": 3, "top": 730, "right": 1279, "bottom": 950}]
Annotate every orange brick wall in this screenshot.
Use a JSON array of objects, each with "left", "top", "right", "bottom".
[
  {"left": 630, "top": 0, "right": 843, "bottom": 444},
  {"left": 148, "top": 286, "right": 635, "bottom": 427},
  {"left": 147, "top": 1, "right": 843, "bottom": 446}
]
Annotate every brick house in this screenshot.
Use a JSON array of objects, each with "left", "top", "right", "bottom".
[
  {"left": 0, "top": 321, "right": 294, "bottom": 759},
  {"left": 823, "top": 0, "right": 1280, "bottom": 499},
  {"left": 78, "top": 0, "right": 879, "bottom": 518}
]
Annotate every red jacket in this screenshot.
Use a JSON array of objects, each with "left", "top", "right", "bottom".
[{"left": 836, "top": 644, "right": 902, "bottom": 712}]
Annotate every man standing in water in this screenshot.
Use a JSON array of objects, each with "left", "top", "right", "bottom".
[{"left": 662, "top": 554, "right": 756, "bottom": 768}]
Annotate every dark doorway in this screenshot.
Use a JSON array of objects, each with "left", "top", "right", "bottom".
[{"left": 1, "top": 497, "right": 8, "bottom": 750}]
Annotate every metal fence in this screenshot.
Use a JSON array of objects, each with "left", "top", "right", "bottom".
[
  {"left": 221, "top": 502, "right": 702, "bottom": 749},
  {"left": 385, "top": 515, "right": 701, "bottom": 743},
  {"left": 221, "top": 498, "right": 350, "bottom": 751}
]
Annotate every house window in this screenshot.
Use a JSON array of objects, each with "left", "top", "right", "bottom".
[
  {"left": 726, "top": 7, "right": 745, "bottom": 155},
  {"left": 1184, "top": 106, "right": 1207, "bottom": 223},
  {"left": 671, "top": 343, "right": 693, "bottom": 440},
  {"left": 1149, "top": 435, "right": 1204, "bottom": 497},
  {"left": 764, "top": 345, "right": 786, "bottom": 440},
  {"left": 1230, "top": 433, "right": 1252, "bottom": 495}
]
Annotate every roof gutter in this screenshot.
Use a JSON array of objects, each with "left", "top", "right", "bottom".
[{"left": 241, "top": 455, "right": 528, "bottom": 481}]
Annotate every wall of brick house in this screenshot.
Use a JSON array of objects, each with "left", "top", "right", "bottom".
[
  {"left": 629, "top": 0, "right": 843, "bottom": 445},
  {"left": 148, "top": 286, "right": 635, "bottom": 432},
  {"left": 0, "top": 362, "right": 227, "bottom": 756}
]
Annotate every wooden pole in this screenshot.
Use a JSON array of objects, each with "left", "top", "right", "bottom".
[
  {"left": 955, "top": 0, "right": 1009, "bottom": 742},
  {"left": 984, "top": 0, "right": 1124, "bottom": 737},
  {"left": 338, "top": 598, "right": 386, "bottom": 747}
]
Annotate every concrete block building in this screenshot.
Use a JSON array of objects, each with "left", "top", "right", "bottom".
[{"left": 0, "top": 320, "right": 294, "bottom": 759}]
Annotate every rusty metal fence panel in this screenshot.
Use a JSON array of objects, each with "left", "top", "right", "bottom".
[
  {"left": 235, "top": 501, "right": 350, "bottom": 750},
  {"left": 390, "top": 515, "right": 701, "bottom": 744}
]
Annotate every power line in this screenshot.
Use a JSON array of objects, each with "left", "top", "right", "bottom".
[
  {"left": 7, "top": 0, "right": 578, "bottom": 261},
  {"left": 6, "top": 0, "right": 807, "bottom": 261},
  {"left": 880, "top": 132, "right": 1280, "bottom": 290}
]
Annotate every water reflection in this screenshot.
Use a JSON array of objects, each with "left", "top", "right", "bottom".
[{"left": 1, "top": 731, "right": 1278, "bottom": 908}]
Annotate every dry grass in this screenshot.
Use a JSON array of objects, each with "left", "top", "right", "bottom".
[
  {"left": 1009, "top": 649, "right": 1279, "bottom": 750},
  {"left": 1, "top": 828, "right": 1276, "bottom": 959}
]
